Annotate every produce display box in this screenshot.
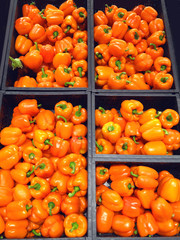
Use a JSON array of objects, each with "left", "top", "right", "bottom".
[
  {"left": 92, "top": 92, "right": 180, "bottom": 160},
  {"left": 0, "top": 91, "right": 92, "bottom": 240},
  {"left": 1, "top": 0, "right": 92, "bottom": 91},
  {"left": 91, "top": 0, "right": 179, "bottom": 93},
  {"left": 92, "top": 159, "right": 180, "bottom": 239}
]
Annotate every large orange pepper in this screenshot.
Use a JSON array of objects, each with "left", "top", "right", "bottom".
[
  {"left": 109, "top": 39, "right": 127, "bottom": 57},
  {"left": 22, "top": 2, "right": 38, "bottom": 17},
  {"left": 124, "top": 28, "right": 142, "bottom": 45},
  {"left": 18, "top": 99, "right": 40, "bottom": 116},
  {"left": 15, "top": 35, "right": 33, "bottom": 55},
  {"left": 113, "top": 8, "right": 127, "bottom": 22},
  {"left": 112, "top": 214, "right": 135, "bottom": 237},
  {"left": 139, "top": 108, "right": 161, "bottom": 125},
  {"left": 72, "top": 124, "right": 87, "bottom": 137},
  {"left": 104, "top": 4, "right": 118, "bottom": 25},
  {"left": 23, "top": 45, "right": 43, "bottom": 70},
  {"left": 143, "top": 141, "right": 167, "bottom": 155},
  {"left": 94, "top": 44, "right": 110, "bottom": 66},
  {"left": 108, "top": 56, "right": 126, "bottom": 72},
  {"left": 134, "top": 53, "right": 153, "bottom": 72},
  {"left": 27, "top": 7, "right": 46, "bottom": 26},
  {"left": 115, "top": 137, "right": 137, "bottom": 154},
  {"left": 138, "top": 20, "right": 149, "bottom": 38},
  {"left": 141, "top": 6, "right": 158, "bottom": 22},
  {"left": 122, "top": 196, "right": 141, "bottom": 218},
  {"left": 95, "top": 66, "right": 114, "bottom": 87},
  {"left": 59, "top": 0, "right": 76, "bottom": 17},
  {"left": 113, "top": 112, "right": 127, "bottom": 132},
  {"left": 0, "top": 127, "right": 26, "bottom": 146},
  {"left": 135, "top": 189, "right": 157, "bottom": 209},
  {"left": 28, "top": 177, "right": 51, "bottom": 199},
  {"left": 42, "top": 192, "right": 62, "bottom": 216},
  {"left": 157, "top": 219, "right": 178, "bottom": 236},
  {"left": 6, "top": 200, "right": 32, "bottom": 220},
  {"left": 36, "top": 68, "right": 54, "bottom": 83},
  {"left": 102, "top": 121, "right": 121, "bottom": 144},
  {"left": 15, "top": 16, "right": 33, "bottom": 35},
  {"left": 153, "top": 72, "right": 174, "bottom": 90},
  {"left": 0, "top": 186, "right": 13, "bottom": 207},
  {"left": 126, "top": 73, "right": 150, "bottom": 90},
  {"left": 96, "top": 166, "right": 109, "bottom": 185},
  {"left": 170, "top": 201, "right": 180, "bottom": 222},
  {"left": 159, "top": 109, "right": 179, "bottom": 128},
  {"left": 33, "top": 129, "right": 54, "bottom": 150},
  {"left": 96, "top": 185, "right": 109, "bottom": 205},
  {"left": 109, "top": 164, "right": 130, "bottom": 181},
  {"left": 34, "top": 157, "right": 54, "bottom": 178},
  {"left": 101, "top": 189, "right": 123, "bottom": 212},
  {"left": 61, "top": 196, "right": 80, "bottom": 215},
  {"left": 5, "top": 219, "right": 29, "bottom": 239},
  {"left": 72, "top": 7, "right": 87, "bottom": 24},
  {"left": 136, "top": 39, "right": 148, "bottom": 54},
  {"left": 112, "top": 20, "right": 128, "bottom": 39},
  {"left": 163, "top": 129, "right": 180, "bottom": 151},
  {"left": 146, "top": 44, "right": 164, "bottom": 60},
  {"left": 11, "top": 114, "right": 35, "bottom": 133},
  {"left": 72, "top": 60, "right": 87, "bottom": 78},
  {"left": 124, "top": 121, "right": 141, "bottom": 144},
  {"left": 126, "top": 12, "right": 141, "bottom": 28},
  {"left": 111, "top": 177, "right": 134, "bottom": 197},
  {"left": 36, "top": 109, "right": 55, "bottom": 131},
  {"left": 50, "top": 137, "right": 69, "bottom": 158},
  {"left": 149, "top": 18, "right": 164, "bottom": 34},
  {"left": 14, "top": 75, "right": 37, "bottom": 88},
  {"left": 0, "top": 145, "right": 21, "bottom": 170},
  {"left": 70, "top": 136, "right": 88, "bottom": 154},
  {"left": 64, "top": 213, "right": 87, "bottom": 237},
  {"left": 72, "top": 42, "right": 88, "bottom": 60},
  {"left": 73, "top": 30, "right": 88, "bottom": 46},
  {"left": 55, "top": 65, "right": 74, "bottom": 86},
  {"left": 70, "top": 105, "right": 87, "bottom": 124},
  {"left": 50, "top": 171, "right": 70, "bottom": 195},
  {"left": 147, "top": 30, "right": 166, "bottom": 46},
  {"left": 61, "top": 15, "right": 77, "bottom": 34},
  {"left": 29, "top": 24, "right": 46, "bottom": 43},
  {"left": 13, "top": 184, "right": 31, "bottom": 201},
  {"left": 94, "top": 25, "right": 112, "bottom": 44},
  {"left": 65, "top": 77, "right": 88, "bottom": 88},
  {"left": 108, "top": 72, "right": 127, "bottom": 90},
  {"left": 53, "top": 52, "right": 71, "bottom": 69},
  {"left": 46, "top": 25, "right": 63, "bottom": 43},
  {"left": 55, "top": 37, "right": 73, "bottom": 54},
  {"left": 23, "top": 146, "right": 42, "bottom": 164},
  {"left": 96, "top": 139, "right": 114, "bottom": 154},
  {"left": 45, "top": 9, "right": 64, "bottom": 26},
  {"left": 95, "top": 106, "right": 113, "bottom": 127},
  {"left": 56, "top": 116, "right": 73, "bottom": 139},
  {"left": 96, "top": 205, "right": 114, "bottom": 233},
  {"left": 41, "top": 214, "right": 64, "bottom": 237},
  {"left": 0, "top": 169, "right": 14, "bottom": 188},
  {"left": 28, "top": 199, "right": 48, "bottom": 224},
  {"left": 94, "top": 10, "right": 108, "bottom": 26},
  {"left": 54, "top": 100, "right": 73, "bottom": 120},
  {"left": 154, "top": 56, "right": 171, "bottom": 72}
]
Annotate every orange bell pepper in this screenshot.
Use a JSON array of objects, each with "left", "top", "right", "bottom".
[
  {"left": 72, "top": 42, "right": 88, "bottom": 60},
  {"left": 124, "top": 28, "right": 142, "bottom": 45},
  {"left": 45, "top": 9, "right": 64, "bottom": 26},
  {"left": 42, "top": 192, "right": 62, "bottom": 216},
  {"left": 23, "top": 45, "right": 43, "bottom": 70},
  {"left": 55, "top": 65, "right": 74, "bottom": 86},
  {"left": 50, "top": 137, "right": 69, "bottom": 158},
  {"left": 23, "top": 146, "right": 42, "bottom": 164},
  {"left": 170, "top": 201, "right": 180, "bottom": 222},
  {"left": 95, "top": 139, "right": 114, "bottom": 154},
  {"left": 14, "top": 75, "right": 37, "bottom": 88},
  {"left": 41, "top": 214, "right": 64, "bottom": 237},
  {"left": 109, "top": 164, "right": 130, "bottom": 181},
  {"left": 113, "top": 8, "right": 127, "bottom": 22},
  {"left": 11, "top": 114, "right": 35, "bottom": 133},
  {"left": 124, "top": 121, "right": 141, "bottom": 144},
  {"left": 72, "top": 60, "right": 87, "bottom": 78},
  {"left": 94, "top": 44, "right": 110, "bottom": 66},
  {"left": 153, "top": 72, "right": 174, "bottom": 90},
  {"left": 0, "top": 127, "right": 26, "bottom": 146},
  {"left": 154, "top": 56, "right": 171, "bottom": 72},
  {"left": 139, "top": 108, "right": 161, "bottom": 125},
  {"left": 157, "top": 219, "right": 178, "bottom": 236},
  {"left": 149, "top": 18, "right": 164, "bottom": 33},
  {"left": 122, "top": 196, "right": 141, "bottom": 218},
  {"left": 18, "top": 99, "right": 40, "bottom": 116},
  {"left": 70, "top": 136, "right": 88, "bottom": 154},
  {"left": 137, "top": 212, "right": 159, "bottom": 237},
  {"left": 5, "top": 219, "right": 29, "bottom": 239},
  {"left": 36, "top": 109, "right": 55, "bottom": 131},
  {"left": 104, "top": 4, "right": 118, "bottom": 25},
  {"left": 72, "top": 124, "right": 87, "bottom": 137},
  {"left": 96, "top": 166, "right": 109, "bottom": 185},
  {"left": 28, "top": 177, "right": 50, "bottom": 199},
  {"left": 29, "top": 24, "right": 46, "bottom": 43},
  {"left": 147, "top": 30, "right": 166, "bottom": 46},
  {"left": 143, "top": 141, "right": 167, "bottom": 155},
  {"left": 94, "top": 25, "right": 112, "bottom": 44},
  {"left": 94, "top": 10, "right": 108, "bottom": 26},
  {"left": 6, "top": 200, "right": 32, "bottom": 220},
  {"left": 108, "top": 56, "right": 126, "bottom": 72},
  {"left": 79, "top": 197, "right": 87, "bottom": 213},
  {"left": 115, "top": 137, "right": 137, "bottom": 154},
  {"left": 33, "top": 129, "right": 54, "bottom": 150},
  {"left": 50, "top": 171, "right": 70, "bottom": 195},
  {"left": 0, "top": 186, "right": 13, "bottom": 207},
  {"left": 126, "top": 12, "right": 141, "bottom": 28},
  {"left": 102, "top": 121, "right": 121, "bottom": 144},
  {"left": 138, "top": 20, "right": 150, "bottom": 38},
  {"left": 135, "top": 189, "right": 157, "bottom": 209},
  {"left": 70, "top": 105, "right": 87, "bottom": 124},
  {"left": 22, "top": 2, "right": 38, "bottom": 17},
  {"left": 109, "top": 39, "right": 127, "bottom": 57},
  {"left": 95, "top": 106, "right": 113, "bottom": 127},
  {"left": 61, "top": 15, "right": 77, "bottom": 34},
  {"left": 55, "top": 100, "right": 73, "bottom": 120},
  {"left": 0, "top": 169, "right": 14, "bottom": 188},
  {"left": 36, "top": 68, "right": 54, "bottom": 83},
  {"left": 112, "top": 214, "right": 135, "bottom": 237},
  {"left": 96, "top": 205, "right": 114, "bottom": 233},
  {"left": 95, "top": 66, "right": 114, "bottom": 87},
  {"left": 146, "top": 44, "right": 164, "bottom": 60},
  {"left": 15, "top": 35, "right": 33, "bottom": 55},
  {"left": 126, "top": 73, "right": 150, "bottom": 90},
  {"left": 15, "top": 16, "right": 33, "bottom": 35},
  {"left": 101, "top": 189, "right": 123, "bottom": 212},
  {"left": 55, "top": 37, "right": 73, "bottom": 54},
  {"left": 28, "top": 199, "right": 48, "bottom": 224},
  {"left": 113, "top": 112, "right": 127, "bottom": 132},
  {"left": 159, "top": 109, "right": 179, "bottom": 129},
  {"left": 34, "top": 157, "right": 54, "bottom": 178},
  {"left": 27, "top": 7, "right": 46, "bottom": 25},
  {"left": 163, "top": 129, "right": 180, "bottom": 151},
  {"left": 56, "top": 116, "right": 73, "bottom": 139},
  {"left": 112, "top": 20, "right": 128, "bottom": 39},
  {"left": 13, "top": 184, "right": 31, "bottom": 201},
  {"left": 65, "top": 76, "right": 88, "bottom": 88},
  {"left": 73, "top": 30, "right": 87, "bottom": 46},
  {"left": 46, "top": 25, "right": 63, "bottom": 43},
  {"left": 108, "top": 72, "right": 127, "bottom": 90},
  {"left": 72, "top": 7, "right": 87, "bottom": 24},
  {"left": 53, "top": 52, "right": 71, "bottom": 69},
  {"left": 134, "top": 53, "right": 153, "bottom": 72},
  {"left": 111, "top": 177, "right": 134, "bottom": 197},
  {"left": 96, "top": 185, "right": 109, "bottom": 205},
  {"left": 61, "top": 196, "right": 80, "bottom": 215},
  {"left": 141, "top": 6, "right": 158, "bottom": 23},
  {"left": 67, "top": 168, "right": 87, "bottom": 197},
  {"left": 59, "top": 0, "right": 76, "bottom": 16},
  {"left": 64, "top": 213, "right": 87, "bottom": 237},
  {"left": 0, "top": 145, "right": 21, "bottom": 170}
]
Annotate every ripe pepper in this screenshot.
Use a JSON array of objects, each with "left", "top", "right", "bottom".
[
  {"left": 137, "top": 212, "right": 159, "bottom": 237},
  {"left": 170, "top": 201, "right": 180, "bottom": 222},
  {"left": 58, "top": 153, "right": 86, "bottom": 176},
  {"left": 138, "top": 20, "right": 149, "bottom": 38},
  {"left": 0, "top": 215, "right": 5, "bottom": 234},
  {"left": 61, "top": 196, "right": 80, "bottom": 215},
  {"left": 73, "top": 30, "right": 87, "bottom": 46},
  {"left": 72, "top": 60, "right": 87, "bottom": 78},
  {"left": 56, "top": 116, "right": 73, "bottom": 139},
  {"left": 23, "top": 46, "right": 43, "bottom": 70},
  {"left": 55, "top": 100, "right": 73, "bottom": 120},
  {"left": 36, "top": 109, "right": 55, "bottom": 131},
  {"left": 55, "top": 65, "right": 74, "bottom": 86},
  {"left": 109, "top": 39, "right": 127, "bottom": 57},
  {"left": 139, "top": 108, "right": 161, "bottom": 125},
  {"left": 0, "top": 145, "right": 21, "bottom": 170},
  {"left": 72, "top": 7, "right": 87, "bottom": 24},
  {"left": 113, "top": 8, "right": 127, "bottom": 22},
  {"left": 65, "top": 77, "right": 88, "bottom": 88},
  {"left": 143, "top": 141, "right": 167, "bottom": 155},
  {"left": 153, "top": 72, "right": 174, "bottom": 90},
  {"left": 5, "top": 219, "right": 29, "bottom": 239},
  {"left": 101, "top": 189, "right": 123, "bottom": 212},
  {"left": 140, "top": 118, "right": 161, "bottom": 132},
  {"left": 94, "top": 44, "right": 110, "bottom": 66},
  {"left": 79, "top": 197, "right": 87, "bottom": 213},
  {"left": 124, "top": 121, "right": 141, "bottom": 144},
  {"left": 124, "top": 61, "right": 136, "bottom": 76},
  {"left": 135, "top": 189, "right": 157, "bottom": 209},
  {"left": 33, "top": 129, "right": 54, "bottom": 150},
  {"left": 41, "top": 214, "right": 64, "bottom": 237},
  {"left": 102, "top": 121, "right": 121, "bottom": 144},
  {"left": 158, "top": 170, "right": 174, "bottom": 182},
  {"left": 27, "top": 7, "right": 46, "bottom": 25},
  {"left": 50, "top": 171, "right": 70, "bottom": 195},
  {"left": 18, "top": 99, "right": 40, "bottom": 116},
  {"left": 6, "top": 200, "right": 32, "bottom": 220},
  {"left": 50, "top": 137, "right": 69, "bottom": 158},
  {"left": 72, "top": 42, "right": 88, "bottom": 60},
  {"left": 124, "top": 42, "right": 138, "bottom": 59},
  {"left": 108, "top": 72, "right": 127, "bottom": 90},
  {"left": 42, "top": 192, "right": 62, "bottom": 216},
  {"left": 95, "top": 66, "right": 114, "bottom": 87},
  {"left": 120, "top": 99, "right": 144, "bottom": 122},
  {"left": 70, "top": 105, "right": 87, "bottom": 124},
  {"left": 135, "top": 39, "right": 147, "bottom": 54},
  {"left": 53, "top": 52, "right": 71, "bottom": 69},
  {"left": 157, "top": 176, "right": 180, "bottom": 202},
  {"left": 109, "top": 164, "right": 130, "bottom": 181},
  {"left": 112, "top": 214, "right": 135, "bottom": 237},
  {"left": 13, "top": 184, "right": 31, "bottom": 201},
  {"left": 111, "top": 177, "right": 134, "bottom": 197},
  {"left": 10, "top": 162, "right": 35, "bottom": 185},
  {"left": 154, "top": 56, "right": 171, "bottom": 72},
  {"left": 94, "top": 10, "right": 108, "bottom": 26},
  {"left": 157, "top": 219, "right": 178, "bottom": 235},
  {"left": 149, "top": 18, "right": 164, "bottom": 33},
  {"left": 104, "top": 4, "right": 118, "bottom": 25},
  {"left": 23, "top": 146, "right": 42, "bottom": 164},
  {"left": 134, "top": 53, "right": 153, "bottom": 72},
  {"left": 36, "top": 68, "right": 54, "bottom": 83},
  {"left": 124, "top": 28, "right": 142, "bottom": 45},
  {"left": 113, "top": 112, "right": 127, "bottom": 132},
  {"left": 15, "top": 35, "right": 33, "bottom": 55},
  {"left": 15, "top": 16, "right": 33, "bottom": 35},
  {"left": 0, "top": 127, "right": 26, "bottom": 146},
  {"left": 14, "top": 75, "right": 37, "bottom": 88},
  {"left": 163, "top": 129, "right": 180, "bottom": 151},
  {"left": 147, "top": 30, "right": 166, "bottom": 46},
  {"left": 159, "top": 109, "right": 179, "bottom": 129},
  {"left": 151, "top": 197, "right": 173, "bottom": 222},
  {"left": 61, "top": 15, "right": 77, "bottom": 34},
  {"left": 122, "top": 196, "right": 141, "bottom": 218},
  {"left": 126, "top": 12, "right": 141, "bottom": 28},
  {"left": 95, "top": 106, "right": 113, "bottom": 127},
  {"left": 0, "top": 169, "right": 14, "bottom": 188},
  {"left": 126, "top": 73, "right": 150, "bottom": 90},
  {"left": 46, "top": 25, "right": 63, "bottom": 43},
  {"left": 72, "top": 124, "right": 87, "bottom": 137},
  {"left": 70, "top": 136, "right": 88, "bottom": 154},
  {"left": 130, "top": 166, "right": 158, "bottom": 189},
  {"left": 55, "top": 37, "right": 73, "bottom": 54},
  {"left": 112, "top": 20, "right": 128, "bottom": 39},
  {"left": 96, "top": 185, "right": 109, "bottom": 205},
  {"left": 141, "top": 6, "right": 158, "bottom": 22},
  {"left": 0, "top": 187, "right": 13, "bottom": 207},
  {"left": 22, "top": 2, "right": 38, "bottom": 17},
  {"left": 59, "top": 0, "right": 76, "bottom": 17},
  {"left": 146, "top": 44, "right": 164, "bottom": 60},
  {"left": 28, "top": 177, "right": 51, "bottom": 199},
  {"left": 45, "top": 9, "right": 64, "bottom": 26},
  {"left": 115, "top": 137, "right": 137, "bottom": 154},
  {"left": 64, "top": 213, "right": 87, "bottom": 237},
  {"left": 26, "top": 221, "right": 41, "bottom": 238},
  {"left": 67, "top": 169, "right": 88, "bottom": 197},
  {"left": 94, "top": 25, "right": 112, "bottom": 44},
  {"left": 96, "top": 205, "right": 114, "bottom": 233},
  {"left": 96, "top": 139, "right": 114, "bottom": 154},
  {"left": 96, "top": 166, "right": 109, "bottom": 185},
  {"left": 29, "top": 24, "right": 46, "bottom": 43},
  {"left": 108, "top": 56, "right": 126, "bottom": 72},
  {"left": 11, "top": 114, "right": 35, "bottom": 133},
  {"left": 35, "top": 157, "right": 54, "bottom": 178}
]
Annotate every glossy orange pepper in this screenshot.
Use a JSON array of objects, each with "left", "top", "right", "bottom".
[
  {"left": 126, "top": 12, "right": 141, "bottom": 28},
  {"left": 73, "top": 30, "right": 87, "bottom": 46},
  {"left": 64, "top": 213, "right": 87, "bottom": 237},
  {"left": 154, "top": 56, "right": 171, "bottom": 72},
  {"left": 122, "top": 196, "right": 141, "bottom": 218},
  {"left": 70, "top": 105, "right": 87, "bottom": 124},
  {"left": 6, "top": 200, "right": 32, "bottom": 220},
  {"left": 101, "top": 189, "right": 123, "bottom": 212},
  {"left": 70, "top": 136, "right": 88, "bottom": 154},
  {"left": 15, "top": 35, "right": 33, "bottom": 55},
  {"left": 50, "top": 171, "right": 70, "bottom": 195},
  {"left": 14, "top": 75, "right": 37, "bottom": 88},
  {"left": 94, "top": 25, "right": 112, "bottom": 44},
  {"left": 157, "top": 219, "right": 178, "bottom": 235},
  {"left": 29, "top": 24, "right": 46, "bottom": 43},
  {"left": 0, "top": 127, "right": 26, "bottom": 146},
  {"left": 113, "top": 112, "right": 127, "bottom": 132},
  {"left": 23, "top": 46, "right": 43, "bottom": 70},
  {"left": 0, "top": 169, "right": 14, "bottom": 188},
  {"left": 27, "top": 8, "right": 46, "bottom": 26},
  {"left": 46, "top": 9, "right": 64, "bottom": 26},
  {"left": 108, "top": 72, "right": 127, "bottom": 90},
  {"left": 151, "top": 197, "right": 173, "bottom": 222},
  {"left": 55, "top": 116, "right": 73, "bottom": 139},
  {"left": 102, "top": 121, "right": 121, "bottom": 144},
  {"left": 109, "top": 164, "right": 130, "bottom": 181},
  {"left": 0, "top": 145, "right": 21, "bottom": 170},
  {"left": 115, "top": 137, "right": 137, "bottom": 155},
  {"left": 137, "top": 212, "right": 159, "bottom": 237},
  {"left": 159, "top": 109, "right": 179, "bottom": 128},
  {"left": 138, "top": 19, "right": 149, "bottom": 38},
  {"left": 22, "top": 2, "right": 38, "bottom": 17},
  {"left": 113, "top": 8, "right": 127, "bottom": 22},
  {"left": 33, "top": 129, "right": 54, "bottom": 150},
  {"left": 111, "top": 177, "right": 134, "bottom": 197},
  {"left": 149, "top": 18, "right": 164, "bottom": 34},
  {"left": 146, "top": 44, "right": 164, "bottom": 60},
  {"left": 46, "top": 25, "right": 63, "bottom": 43},
  {"left": 79, "top": 197, "right": 87, "bottom": 213},
  {"left": 55, "top": 37, "right": 73, "bottom": 54},
  {"left": 18, "top": 99, "right": 40, "bottom": 116},
  {"left": 72, "top": 124, "right": 87, "bottom": 137},
  {"left": 0, "top": 186, "right": 13, "bottom": 207},
  {"left": 96, "top": 139, "right": 114, "bottom": 154},
  {"left": 104, "top": 4, "right": 118, "bottom": 25},
  {"left": 136, "top": 39, "right": 148, "bottom": 54},
  {"left": 55, "top": 65, "right": 74, "bottom": 86},
  {"left": 112, "top": 214, "right": 135, "bottom": 237},
  {"left": 28, "top": 177, "right": 51, "bottom": 199},
  {"left": 141, "top": 6, "right": 158, "bottom": 22},
  {"left": 61, "top": 196, "right": 80, "bottom": 215},
  {"left": 55, "top": 100, "right": 73, "bottom": 120},
  {"left": 94, "top": 10, "right": 108, "bottom": 26},
  {"left": 72, "top": 42, "right": 88, "bottom": 60},
  {"left": 95, "top": 106, "right": 113, "bottom": 127},
  {"left": 72, "top": 60, "right": 87, "bottom": 78},
  {"left": 13, "top": 184, "right": 31, "bottom": 201},
  {"left": 139, "top": 108, "right": 161, "bottom": 125},
  {"left": 108, "top": 56, "right": 126, "bottom": 72},
  {"left": 11, "top": 114, "right": 35, "bottom": 133},
  {"left": 95, "top": 66, "right": 114, "bottom": 87},
  {"left": 53, "top": 53, "right": 71, "bottom": 69},
  {"left": 15, "top": 17, "right": 33, "bottom": 35},
  {"left": 65, "top": 76, "right": 88, "bottom": 88},
  {"left": 153, "top": 72, "right": 174, "bottom": 90},
  {"left": 23, "top": 146, "right": 42, "bottom": 164},
  {"left": 72, "top": 7, "right": 87, "bottom": 24},
  {"left": 34, "top": 157, "right": 54, "bottom": 178},
  {"left": 5, "top": 219, "right": 29, "bottom": 239},
  {"left": 170, "top": 201, "right": 180, "bottom": 222},
  {"left": 42, "top": 192, "right": 62, "bottom": 216},
  {"left": 36, "top": 109, "right": 55, "bottom": 131},
  {"left": 124, "top": 42, "right": 138, "bottom": 59},
  {"left": 109, "top": 39, "right": 127, "bottom": 57},
  {"left": 96, "top": 166, "right": 109, "bottom": 185},
  {"left": 124, "top": 61, "right": 136, "bottom": 76},
  {"left": 96, "top": 205, "right": 114, "bottom": 233},
  {"left": 96, "top": 185, "right": 109, "bottom": 205},
  {"left": 94, "top": 44, "right": 110, "bottom": 66},
  {"left": 134, "top": 53, "right": 153, "bottom": 72},
  {"left": 124, "top": 28, "right": 142, "bottom": 45},
  {"left": 135, "top": 189, "right": 157, "bottom": 209},
  {"left": 41, "top": 214, "right": 64, "bottom": 237},
  {"left": 124, "top": 121, "right": 141, "bottom": 144},
  {"left": 36, "top": 68, "right": 54, "bottom": 83},
  {"left": 61, "top": 15, "right": 77, "bottom": 34},
  {"left": 163, "top": 129, "right": 180, "bottom": 151},
  {"left": 147, "top": 30, "right": 166, "bottom": 46},
  {"left": 143, "top": 141, "right": 167, "bottom": 155}
]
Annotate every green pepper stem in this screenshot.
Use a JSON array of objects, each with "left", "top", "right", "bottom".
[
  {"left": 32, "top": 139, "right": 36, "bottom": 148},
  {"left": 107, "top": 125, "right": 115, "bottom": 132},
  {"left": 134, "top": 229, "right": 138, "bottom": 235},
  {"left": 35, "top": 163, "right": 46, "bottom": 170},
  {"left": 64, "top": 25, "right": 71, "bottom": 33},
  {"left": 128, "top": 55, "right": 135, "bottom": 60},
  {"left": 118, "top": 12, "right": 124, "bottom": 18},
  {"left": 64, "top": 67, "right": 72, "bottom": 74},
  {"left": 95, "top": 74, "right": 99, "bottom": 81},
  {"left": 166, "top": 113, "right": 173, "bottom": 122},
  {"left": 95, "top": 141, "right": 103, "bottom": 152},
  {"left": 26, "top": 204, "right": 33, "bottom": 212},
  {"left": 70, "top": 222, "right": 79, "bottom": 232},
  {"left": 57, "top": 115, "right": 67, "bottom": 122},
  {"left": 132, "top": 109, "right": 143, "bottom": 115},
  {"left": 127, "top": 183, "right": 134, "bottom": 189},
  {"left": 26, "top": 165, "right": 35, "bottom": 177},
  {"left": 68, "top": 186, "right": 80, "bottom": 197},
  {"left": 56, "top": 104, "right": 67, "bottom": 109},
  {"left": 38, "top": 9, "right": 46, "bottom": 19},
  {"left": 159, "top": 31, "right": 165, "bottom": 41},
  {"left": 53, "top": 31, "right": 59, "bottom": 39},
  {"left": 37, "top": 104, "right": 42, "bottom": 108},
  {"left": 104, "top": 27, "right": 111, "bottom": 34},
  {"left": 51, "top": 187, "right": 58, "bottom": 192},
  {"left": 77, "top": 67, "right": 83, "bottom": 78},
  {"left": 9, "top": 56, "right": 23, "bottom": 70},
  {"left": 30, "top": 2, "right": 35, "bottom": 5},
  {"left": 41, "top": 68, "right": 48, "bottom": 78},
  {"left": 105, "top": 4, "right": 112, "bottom": 12},
  {"left": 29, "top": 119, "right": 36, "bottom": 124},
  {"left": 98, "top": 196, "right": 102, "bottom": 203},
  {"left": 122, "top": 142, "right": 128, "bottom": 151},
  {"left": 163, "top": 128, "right": 169, "bottom": 135},
  {"left": 44, "top": 139, "right": 53, "bottom": 146},
  {"left": 134, "top": 31, "right": 139, "bottom": 40},
  {"left": 75, "top": 105, "right": 82, "bottom": 117},
  {"left": 98, "top": 106, "right": 106, "bottom": 114},
  {"left": 48, "top": 202, "right": 55, "bottom": 216},
  {"left": 69, "top": 161, "right": 76, "bottom": 174},
  {"left": 78, "top": 38, "right": 84, "bottom": 43},
  {"left": 95, "top": 52, "right": 103, "bottom": 59},
  {"left": 130, "top": 171, "right": 139, "bottom": 178},
  {"left": 132, "top": 136, "right": 139, "bottom": 144},
  {"left": 150, "top": 43, "right": 157, "bottom": 51},
  {"left": 99, "top": 169, "right": 107, "bottom": 175},
  {"left": 160, "top": 65, "right": 167, "bottom": 71},
  {"left": 115, "top": 60, "right": 121, "bottom": 70},
  {"left": 29, "top": 152, "right": 35, "bottom": 160},
  {"left": 65, "top": 81, "right": 75, "bottom": 87},
  {"left": 145, "top": 70, "right": 151, "bottom": 73},
  {"left": 155, "top": 111, "right": 162, "bottom": 118},
  {"left": 28, "top": 183, "right": 41, "bottom": 190},
  {"left": 31, "top": 229, "right": 41, "bottom": 237},
  {"left": 79, "top": 12, "right": 85, "bottom": 18},
  {"left": 34, "top": 42, "right": 39, "bottom": 51}
]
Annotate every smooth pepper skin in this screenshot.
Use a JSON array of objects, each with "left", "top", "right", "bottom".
[
  {"left": 5, "top": 219, "right": 29, "bottom": 239},
  {"left": 96, "top": 166, "right": 109, "bottom": 185},
  {"left": 96, "top": 205, "right": 114, "bottom": 233},
  {"left": 101, "top": 189, "right": 124, "bottom": 212},
  {"left": 112, "top": 214, "right": 135, "bottom": 237}
]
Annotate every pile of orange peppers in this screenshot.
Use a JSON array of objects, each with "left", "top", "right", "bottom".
[
  {"left": 0, "top": 99, "right": 88, "bottom": 238},
  {"left": 95, "top": 99, "right": 180, "bottom": 155},
  {"left": 96, "top": 164, "right": 180, "bottom": 237},
  {"left": 10, "top": 0, "right": 88, "bottom": 88},
  {"left": 94, "top": 4, "right": 174, "bottom": 90}
]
